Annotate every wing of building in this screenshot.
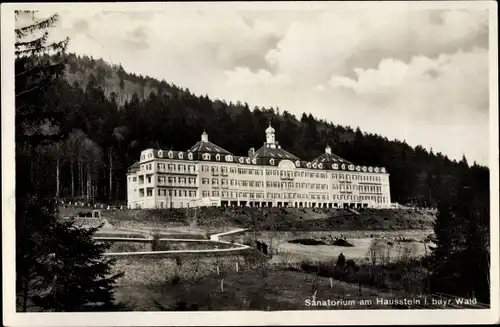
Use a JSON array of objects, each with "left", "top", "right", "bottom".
[{"left": 127, "top": 123, "right": 392, "bottom": 209}]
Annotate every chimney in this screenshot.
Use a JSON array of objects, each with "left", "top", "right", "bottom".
[
  {"left": 248, "top": 147, "right": 255, "bottom": 157},
  {"left": 325, "top": 144, "right": 332, "bottom": 154}
]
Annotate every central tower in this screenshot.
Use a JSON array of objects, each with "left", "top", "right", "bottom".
[{"left": 265, "top": 122, "right": 277, "bottom": 148}]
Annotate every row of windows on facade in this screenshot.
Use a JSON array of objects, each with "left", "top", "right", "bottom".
[
  {"left": 142, "top": 151, "right": 385, "bottom": 173},
  {"left": 204, "top": 192, "right": 387, "bottom": 203},
  {"left": 142, "top": 163, "right": 197, "bottom": 173},
  {"left": 131, "top": 174, "right": 384, "bottom": 193},
  {"left": 133, "top": 188, "right": 386, "bottom": 203},
  {"left": 200, "top": 178, "right": 383, "bottom": 193},
  {"left": 138, "top": 189, "right": 197, "bottom": 198},
  {"left": 203, "top": 164, "right": 383, "bottom": 182},
  {"left": 137, "top": 164, "right": 383, "bottom": 182}
]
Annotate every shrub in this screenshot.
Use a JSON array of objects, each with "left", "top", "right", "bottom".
[
  {"left": 336, "top": 253, "right": 346, "bottom": 268},
  {"left": 151, "top": 231, "right": 161, "bottom": 251},
  {"left": 171, "top": 275, "right": 181, "bottom": 285},
  {"left": 299, "top": 258, "right": 314, "bottom": 272}
]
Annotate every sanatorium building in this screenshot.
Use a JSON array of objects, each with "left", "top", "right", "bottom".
[{"left": 127, "top": 124, "right": 391, "bottom": 209}]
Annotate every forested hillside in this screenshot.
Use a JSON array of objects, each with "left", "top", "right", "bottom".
[{"left": 23, "top": 52, "right": 489, "bottom": 206}]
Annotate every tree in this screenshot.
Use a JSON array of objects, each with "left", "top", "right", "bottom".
[
  {"left": 429, "top": 173, "right": 490, "bottom": 303},
  {"left": 17, "top": 196, "right": 123, "bottom": 311},
  {"left": 336, "top": 253, "right": 346, "bottom": 268},
  {"left": 15, "top": 11, "right": 123, "bottom": 312}
]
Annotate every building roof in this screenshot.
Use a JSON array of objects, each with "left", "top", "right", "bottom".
[
  {"left": 253, "top": 144, "right": 300, "bottom": 161},
  {"left": 188, "top": 131, "right": 233, "bottom": 155},
  {"left": 311, "top": 152, "right": 352, "bottom": 165},
  {"left": 265, "top": 125, "right": 275, "bottom": 134},
  {"left": 135, "top": 129, "right": 388, "bottom": 174},
  {"left": 189, "top": 140, "right": 233, "bottom": 155}
]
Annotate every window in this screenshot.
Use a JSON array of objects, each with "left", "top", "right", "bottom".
[
  {"left": 202, "top": 165, "right": 209, "bottom": 172},
  {"left": 188, "top": 153, "right": 193, "bottom": 160}
]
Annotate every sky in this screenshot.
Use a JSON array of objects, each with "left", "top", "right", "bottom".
[{"left": 27, "top": 4, "right": 492, "bottom": 166}]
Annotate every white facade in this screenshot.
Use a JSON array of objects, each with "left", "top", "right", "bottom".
[{"left": 127, "top": 125, "right": 391, "bottom": 209}]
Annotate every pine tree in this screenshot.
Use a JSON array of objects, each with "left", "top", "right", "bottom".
[
  {"left": 429, "top": 174, "right": 490, "bottom": 303},
  {"left": 15, "top": 11, "right": 123, "bottom": 312}
]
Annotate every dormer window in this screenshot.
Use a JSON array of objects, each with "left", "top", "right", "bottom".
[
  {"left": 251, "top": 158, "right": 257, "bottom": 164},
  {"left": 269, "top": 158, "right": 275, "bottom": 165},
  {"left": 238, "top": 157, "right": 244, "bottom": 163},
  {"left": 356, "top": 166, "right": 361, "bottom": 171},
  {"left": 215, "top": 154, "right": 221, "bottom": 161},
  {"left": 203, "top": 153, "right": 211, "bottom": 160},
  {"left": 318, "top": 163, "right": 323, "bottom": 169},
  {"left": 368, "top": 167, "right": 373, "bottom": 172},
  {"left": 141, "top": 155, "right": 145, "bottom": 160},
  {"left": 306, "top": 162, "right": 311, "bottom": 168},
  {"left": 348, "top": 165, "right": 354, "bottom": 171},
  {"left": 381, "top": 167, "right": 386, "bottom": 173},
  {"left": 312, "top": 163, "right": 317, "bottom": 168},
  {"left": 225, "top": 155, "right": 233, "bottom": 162},
  {"left": 158, "top": 150, "right": 163, "bottom": 157},
  {"left": 374, "top": 167, "right": 379, "bottom": 173},
  {"left": 178, "top": 152, "right": 183, "bottom": 159},
  {"left": 188, "top": 152, "right": 193, "bottom": 160},
  {"left": 333, "top": 163, "right": 338, "bottom": 169},
  {"left": 295, "top": 160, "right": 300, "bottom": 167},
  {"left": 245, "top": 158, "right": 250, "bottom": 164},
  {"left": 168, "top": 151, "right": 173, "bottom": 159},
  {"left": 362, "top": 166, "right": 367, "bottom": 172}
]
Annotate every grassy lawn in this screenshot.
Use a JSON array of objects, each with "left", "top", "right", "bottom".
[{"left": 113, "top": 268, "right": 417, "bottom": 311}]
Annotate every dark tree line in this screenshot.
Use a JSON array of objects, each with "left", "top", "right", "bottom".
[
  {"left": 428, "top": 165, "right": 490, "bottom": 303},
  {"left": 27, "top": 52, "right": 489, "bottom": 209},
  {"left": 15, "top": 11, "right": 122, "bottom": 312}
]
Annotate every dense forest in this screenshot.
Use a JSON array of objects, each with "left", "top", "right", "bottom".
[{"left": 22, "top": 52, "right": 489, "bottom": 207}]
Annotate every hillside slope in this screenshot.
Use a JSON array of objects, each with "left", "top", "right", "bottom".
[{"left": 59, "top": 207, "right": 436, "bottom": 232}]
